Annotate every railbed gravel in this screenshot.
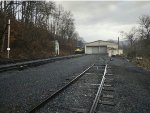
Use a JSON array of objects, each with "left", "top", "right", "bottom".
[
  {"left": 36, "top": 56, "right": 107, "bottom": 113},
  {"left": 0, "top": 55, "right": 98, "bottom": 113},
  {"left": 1, "top": 55, "right": 149, "bottom": 113}
]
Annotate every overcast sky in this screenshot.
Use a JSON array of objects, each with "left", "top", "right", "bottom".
[{"left": 55, "top": 1, "right": 150, "bottom": 42}]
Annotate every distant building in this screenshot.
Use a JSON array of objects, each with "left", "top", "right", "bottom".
[{"left": 84, "top": 40, "right": 123, "bottom": 56}]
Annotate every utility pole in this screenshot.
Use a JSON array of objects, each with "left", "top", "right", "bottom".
[
  {"left": 118, "top": 37, "right": 119, "bottom": 55},
  {"left": 7, "top": 19, "right": 10, "bottom": 59}
]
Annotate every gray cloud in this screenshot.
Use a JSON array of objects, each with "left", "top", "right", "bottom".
[{"left": 56, "top": 1, "right": 150, "bottom": 42}]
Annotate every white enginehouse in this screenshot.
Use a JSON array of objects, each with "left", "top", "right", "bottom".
[{"left": 85, "top": 40, "right": 123, "bottom": 56}]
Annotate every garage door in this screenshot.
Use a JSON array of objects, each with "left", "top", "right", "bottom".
[
  {"left": 86, "top": 47, "right": 92, "bottom": 54},
  {"left": 99, "top": 46, "right": 107, "bottom": 54},
  {"left": 85, "top": 46, "right": 107, "bottom": 54},
  {"left": 92, "top": 47, "right": 99, "bottom": 54}
]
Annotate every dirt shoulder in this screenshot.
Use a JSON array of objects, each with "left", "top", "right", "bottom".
[{"left": 136, "top": 58, "right": 150, "bottom": 72}]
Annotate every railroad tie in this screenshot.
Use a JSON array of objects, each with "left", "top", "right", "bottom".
[
  {"left": 104, "top": 79, "right": 114, "bottom": 83},
  {"left": 106, "top": 74, "right": 114, "bottom": 76},
  {"left": 103, "top": 84, "right": 112, "bottom": 87},
  {"left": 107, "top": 67, "right": 111, "bottom": 69},
  {"left": 85, "top": 72, "right": 96, "bottom": 75},
  {"left": 97, "top": 111, "right": 111, "bottom": 113},
  {"left": 70, "top": 108, "right": 88, "bottom": 113},
  {"left": 102, "top": 87, "right": 114, "bottom": 91},
  {"left": 99, "top": 100, "right": 115, "bottom": 106},
  {"left": 102, "top": 94, "right": 114, "bottom": 99}
]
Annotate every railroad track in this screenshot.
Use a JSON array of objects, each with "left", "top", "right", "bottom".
[
  {"left": 0, "top": 54, "right": 84, "bottom": 73},
  {"left": 89, "top": 64, "right": 115, "bottom": 113},
  {"left": 27, "top": 56, "right": 115, "bottom": 113},
  {"left": 28, "top": 63, "right": 95, "bottom": 113}
]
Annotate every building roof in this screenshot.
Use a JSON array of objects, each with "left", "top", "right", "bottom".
[
  {"left": 85, "top": 40, "right": 117, "bottom": 45},
  {"left": 85, "top": 40, "right": 118, "bottom": 48}
]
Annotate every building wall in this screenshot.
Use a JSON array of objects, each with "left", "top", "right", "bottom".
[
  {"left": 86, "top": 46, "right": 92, "bottom": 54},
  {"left": 118, "top": 49, "right": 123, "bottom": 55},
  {"left": 108, "top": 49, "right": 123, "bottom": 57},
  {"left": 85, "top": 40, "right": 123, "bottom": 55}
]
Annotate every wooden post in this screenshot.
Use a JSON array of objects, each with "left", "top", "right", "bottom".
[{"left": 7, "top": 19, "right": 10, "bottom": 58}]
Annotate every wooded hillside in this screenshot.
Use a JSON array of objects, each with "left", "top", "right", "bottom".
[{"left": 0, "top": 1, "right": 83, "bottom": 59}]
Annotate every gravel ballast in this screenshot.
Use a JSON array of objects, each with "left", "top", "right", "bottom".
[
  {"left": 36, "top": 55, "right": 108, "bottom": 113},
  {"left": 0, "top": 55, "right": 98, "bottom": 113},
  {"left": 1, "top": 55, "right": 149, "bottom": 113}
]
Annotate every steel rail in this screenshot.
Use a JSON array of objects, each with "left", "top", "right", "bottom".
[
  {"left": 28, "top": 63, "right": 94, "bottom": 113},
  {"left": 89, "top": 64, "right": 108, "bottom": 113}
]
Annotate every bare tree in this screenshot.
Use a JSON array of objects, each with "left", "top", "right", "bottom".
[
  {"left": 0, "top": 1, "right": 82, "bottom": 58},
  {"left": 139, "top": 15, "right": 150, "bottom": 40},
  {"left": 122, "top": 27, "right": 138, "bottom": 57},
  {"left": 125, "top": 27, "right": 137, "bottom": 47}
]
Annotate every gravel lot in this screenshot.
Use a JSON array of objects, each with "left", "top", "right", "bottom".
[
  {"left": 111, "top": 57, "right": 150, "bottom": 113},
  {"left": 0, "top": 55, "right": 98, "bottom": 113},
  {"left": 1, "top": 55, "right": 149, "bottom": 113}
]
